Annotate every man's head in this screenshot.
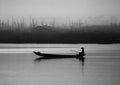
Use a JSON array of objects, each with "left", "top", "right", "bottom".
[{"left": 81, "top": 47, "right": 84, "bottom": 49}]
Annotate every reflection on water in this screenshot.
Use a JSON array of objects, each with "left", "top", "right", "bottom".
[
  {"left": 34, "top": 56, "right": 85, "bottom": 67},
  {"left": 0, "top": 44, "right": 120, "bottom": 85}
]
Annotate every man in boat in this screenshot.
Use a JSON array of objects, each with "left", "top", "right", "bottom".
[{"left": 33, "top": 47, "right": 85, "bottom": 61}]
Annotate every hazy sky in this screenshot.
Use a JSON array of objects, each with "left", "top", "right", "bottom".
[{"left": 0, "top": 0, "right": 120, "bottom": 21}]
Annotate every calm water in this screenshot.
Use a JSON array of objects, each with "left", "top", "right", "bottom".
[{"left": 0, "top": 44, "right": 120, "bottom": 85}]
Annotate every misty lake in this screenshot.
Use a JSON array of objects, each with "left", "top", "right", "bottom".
[{"left": 0, "top": 44, "right": 120, "bottom": 85}]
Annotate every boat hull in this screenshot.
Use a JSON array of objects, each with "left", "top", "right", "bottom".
[{"left": 33, "top": 51, "right": 84, "bottom": 60}]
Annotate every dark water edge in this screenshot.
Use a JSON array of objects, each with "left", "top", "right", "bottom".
[{"left": 0, "top": 42, "right": 119, "bottom": 44}]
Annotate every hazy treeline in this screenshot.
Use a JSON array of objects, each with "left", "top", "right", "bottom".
[{"left": 0, "top": 18, "right": 120, "bottom": 44}]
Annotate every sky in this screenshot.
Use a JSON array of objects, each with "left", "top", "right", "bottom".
[{"left": 0, "top": 0, "right": 120, "bottom": 24}]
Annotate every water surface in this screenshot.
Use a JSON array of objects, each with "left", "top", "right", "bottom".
[{"left": 0, "top": 44, "right": 120, "bottom": 85}]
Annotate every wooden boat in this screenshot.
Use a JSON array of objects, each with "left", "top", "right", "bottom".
[{"left": 33, "top": 47, "right": 85, "bottom": 61}]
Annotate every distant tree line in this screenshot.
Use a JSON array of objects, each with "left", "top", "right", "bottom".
[{"left": 0, "top": 18, "right": 120, "bottom": 44}]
